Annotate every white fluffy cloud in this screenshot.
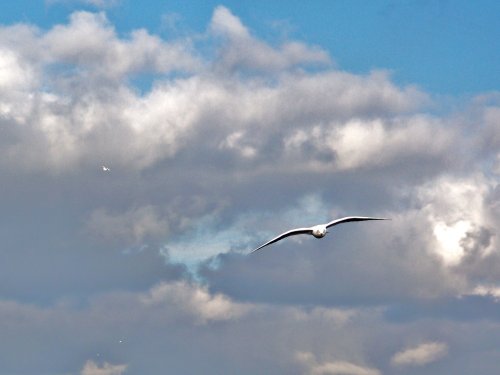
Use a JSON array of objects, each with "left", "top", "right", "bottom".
[
  {"left": 285, "top": 114, "right": 453, "bottom": 171},
  {"left": 416, "top": 175, "right": 496, "bottom": 266},
  {"left": 0, "top": 11, "right": 200, "bottom": 171},
  {"left": 0, "top": 48, "right": 35, "bottom": 90},
  {"left": 210, "top": 5, "right": 250, "bottom": 39},
  {"left": 391, "top": 341, "right": 449, "bottom": 367},
  {"left": 210, "top": 6, "right": 330, "bottom": 72},
  {"left": 0, "top": 8, "right": 452, "bottom": 175},
  {"left": 43, "top": 11, "right": 199, "bottom": 78}
]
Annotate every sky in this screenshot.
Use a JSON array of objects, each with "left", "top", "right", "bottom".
[{"left": 0, "top": 1, "right": 499, "bottom": 374}]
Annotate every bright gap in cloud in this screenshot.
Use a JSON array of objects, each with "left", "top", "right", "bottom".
[
  {"left": 432, "top": 220, "right": 472, "bottom": 266},
  {"left": 161, "top": 214, "right": 255, "bottom": 272},
  {"left": 162, "top": 194, "right": 330, "bottom": 272}
]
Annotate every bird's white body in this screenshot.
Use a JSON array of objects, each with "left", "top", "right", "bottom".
[
  {"left": 251, "top": 216, "right": 388, "bottom": 253},
  {"left": 311, "top": 225, "right": 327, "bottom": 238}
]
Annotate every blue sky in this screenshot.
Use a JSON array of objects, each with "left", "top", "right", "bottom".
[
  {"left": 2, "top": 0, "right": 499, "bottom": 94},
  {"left": 0, "top": 1, "right": 499, "bottom": 374}
]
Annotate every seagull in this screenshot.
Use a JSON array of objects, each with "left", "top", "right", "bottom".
[
  {"left": 251, "top": 216, "right": 388, "bottom": 254},
  {"left": 102, "top": 165, "right": 110, "bottom": 172}
]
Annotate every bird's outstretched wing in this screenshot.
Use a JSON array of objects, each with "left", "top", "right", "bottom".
[
  {"left": 251, "top": 227, "right": 313, "bottom": 254},
  {"left": 325, "top": 216, "right": 388, "bottom": 228}
]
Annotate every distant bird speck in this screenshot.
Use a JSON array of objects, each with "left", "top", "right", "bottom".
[
  {"left": 102, "top": 165, "right": 110, "bottom": 172},
  {"left": 251, "top": 216, "right": 389, "bottom": 254}
]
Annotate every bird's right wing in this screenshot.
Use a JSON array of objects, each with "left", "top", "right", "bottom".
[
  {"left": 251, "top": 227, "right": 313, "bottom": 254},
  {"left": 325, "top": 216, "right": 389, "bottom": 228}
]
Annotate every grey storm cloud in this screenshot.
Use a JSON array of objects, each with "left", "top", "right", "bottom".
[{"left": 0, "top": 5, "right": 499, "bottom": 375}]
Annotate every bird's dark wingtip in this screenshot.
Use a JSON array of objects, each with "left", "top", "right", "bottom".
[{"left": 249, "top": 246, "right": 264, "bottom": 255}]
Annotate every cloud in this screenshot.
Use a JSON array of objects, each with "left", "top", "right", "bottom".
[
  {"left": 210, "top": 6, "right": 250, "bottom": 39},
  {"left": 0, "top": 9, "right": 439, "bottom": 174},
  {"left": 209, "top": 6, "right": 330, "bottom": 72},
  {"left": 296, "top": 352, "right": 381, "bottom": 375},
  {"left": 0, "top": 48, "right": 35, "bottom": 90},
  {"left": 0, "top": 294, "right": 366, "bottom": 373},
  {"left": 471, "top": 285, "right": 500, "bottom": 301},
  {"left": 416, "top": 175, "right": 493, "bottom": 264},
  {"left": 414, "top": 174, "right": 500, "bottom": 290},
  {"left": 0, "top": 282, "right": 253, "bottom": 373},
  {"left": 86, "top": 205, "right": 170, "bottom": 245},
  {"left": 140, "top": 280, "right": 250, "bottom": 323},
  {"left": 0, "top": 12, "right": 200, "bottom": 172},
  {"left": 284, "top": 114, "right": 453, "bottom": 171},
  {"left": 391, "top": 341, "right": 449, "bottom": 367},
  {"left": 473, "top": 96, "right": 500, "bottom": 156},
  {"left": 81, "top": 360, "right": 127, "bottom": 375},
  {"left": 43, "top": 11, "right": 199, "bottom": 78},
  {"left": 0, "top": 290, "right": 497, "bottom": 374}
]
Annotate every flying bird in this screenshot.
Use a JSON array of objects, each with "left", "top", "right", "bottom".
[
  {"left": 102, "top": 165, "right": 110, "bottom": 172},
  {"left": 251, "top": 216, "right": 388, "bottom": 254}
]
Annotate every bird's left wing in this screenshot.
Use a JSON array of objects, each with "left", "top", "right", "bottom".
[
  {"left": 251, "top": 227, "right": 313, "bottom": 254},
  {"left": 325, "top": 216, "right": 389, "bottom": 228}
]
